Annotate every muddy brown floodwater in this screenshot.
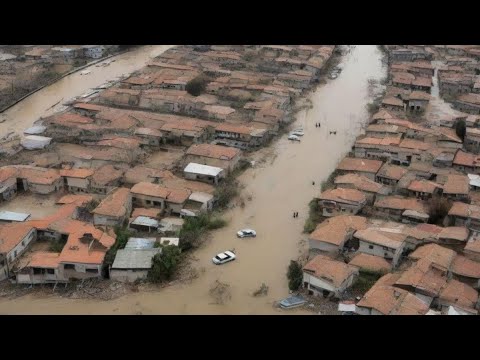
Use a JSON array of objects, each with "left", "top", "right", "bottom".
[
  {"left": 0, "top": 45, "right": 174, "bottom": 138},
  {"left": 0, "top": 45, "right": 386, "bottom": 314}
]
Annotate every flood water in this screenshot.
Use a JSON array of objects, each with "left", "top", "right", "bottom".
[
  {"left": 0, "top": 45, "right": 174, "bottom": 138},
  {"left": 0, "top": 45, "right": 386, "bottom": 314}
]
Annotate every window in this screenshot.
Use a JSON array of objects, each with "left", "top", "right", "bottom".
[
  {"left": 368, "top": 245, "right": 374, "bottom": 250},
  {"left": 14, "top": 250, "right": 17, "bottom": 258},
  {"left": 153, "top": 201, "right": 162, "bottom": 206},
  {"left": 86, "top": 268, "right": 98, "bottom": 274},
  {"left": 64, "top": 264, "right": 75, "bottom": 270},
  {"left": 46, "top": 269, "right": 55, "bottom": 275},
  {"left": 146, "top": 200, "right": 152, "bottom": 205},
  {"left": 22, "top": 241, "right": 25, "bottom": 247},
  {"left": 33, "top": 268, "right": 45, "bottom": 275}
]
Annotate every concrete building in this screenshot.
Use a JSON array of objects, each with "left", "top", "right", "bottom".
[
  {"left": 316, "top": 188, "right": 367, "bottom": 217},
  {"left": 354, "top": 228, "right": 407, "bottom": 268},
  {"left": 60, "top": 168, "right": 94, "bottom": 193},
  {"left": 92, "top": 187, "right": 132, "bottom": 227},
  {"left": 110, "top": 248, "right": 161, "bottom": 283},
  {"left": 0, "top": 223, "right": 36, "bottom": 281},
  {"left": 183, "top": 162, "right": 225, "bottom": 185},
  {"left": 184, "top": 144, "right": 241, "bottom": 173}
]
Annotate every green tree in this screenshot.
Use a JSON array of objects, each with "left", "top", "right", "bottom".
[
  {"left": 148, "top": 245, "right": 182, "bottom": 283},
  {"left": 287, "top": 260, "right": 303, "bottom": 291},
  {"left": 186, "top": 75, "right": 208, "bottom": 97},
  {"left": 455, "top": 119, "right": 467, "bottom": 141},
  {"left": 104, "top": 226, "right": 131, "bottom": 265},
  {"left": 427, "top": 196, "right": 452, "bottom": 225}
]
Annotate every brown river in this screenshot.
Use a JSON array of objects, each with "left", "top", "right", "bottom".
[{"left": 0, "top": 45, "right": 386, "bottom": 314}]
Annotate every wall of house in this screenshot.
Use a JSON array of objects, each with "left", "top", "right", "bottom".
[
  {"left": 110, "top": 269, "right": 149, "bottom": 282},
  {"left": 66, "top": 177, "right": 89, "bottom": 190},
  {"left": 29, "top": 179, "right": 63, "bottom": 195},
  {"left": 184, "top": 172, "right": 219, "bottom": 185},
  {"left": 6, "top": 228, "right": 36, "bottom": 266},
  {"left": 0, "top": 177, "right": 17, "bottom": 201},
  {"left": 131, "top": 194, "right": 166, "bottom": 209},
  {"left": 16, "top": 267, "right": 61, "bottom": 284},
  {"left": 59, "top": 262, "right": 102, "bottom": 280},
  {"left": 320, "top": 200, "right": 363, "bottom": 217},
  {"left": 358, "top": 240, "right": 397, "bottom": 261},
  {"left": 93, "top": 214, "right": 123, "bottom": 227},
  {"left": 308, "top": 239, "right": 341, "bottom": 253},
  {"left": 303, "top": 272, "right": 336, "bottom": 293},
  {"left": 184, "top": 154, "right": 239, "bottom": 173},
  {"left": 166, "top": 202, "right": 184, "bottom": 215}
]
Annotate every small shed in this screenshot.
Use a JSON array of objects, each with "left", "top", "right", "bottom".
[
  {"left": 129, "top": 216, "right": 159, "bottom": 232},
  {"left": 183, "top": 162, "right": 225, "bottom": 185},
  {"left": 0, "top": 210, "right": 31, "bottom": 223},
  {"left": 110, "top": 248, "right": 161, "bottom": 282},
  {"left": 21, "top": 135, "right": 52, "bottom": 150}
]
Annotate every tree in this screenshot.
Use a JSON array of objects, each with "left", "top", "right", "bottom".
[
  {"left": 148, "top": 245, "right": 182, "bottom": 283},
  {"left": 186, "top": 75, "right": 208, "bottom": 97},
  {"left": 427, "top": 196, "right": 452, "bottom": 225},
  {"left": 287, "top": 260, "right": 303, "bottom": 291},
  {"left": 455, "top": 119, "right": 467, "bottom": 141}
]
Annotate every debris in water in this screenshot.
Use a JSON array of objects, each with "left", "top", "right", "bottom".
[
  {"left": 252, "top": 283, "right": 269, "bottom": 297},
  {"left": 209, "top": 280, "right": 231, "bottom": 305}
]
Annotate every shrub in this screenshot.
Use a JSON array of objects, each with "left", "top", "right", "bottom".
[
  {"left": 186, "top": 75, "right": 209, "bottom": 97},
  {"left": 104, "top": 226, "right": 132, "bottom": 265},
  {"left": 287, "top": 260, "right": 303, "bottom": 291},
  {"left": 455, "top": 119, "right": 466, "bottom": 141},
  {"left": 351, "top": 271, "right": 380, "bottom": 294},
  {"left": 304, "top": 200, "right": 322, "bottom": 233},
  {"left": 179, "top": 213, "right": 227, "bottom": 250},
  {"left": 148, "top": 245, "right": 182, "bottom": 283}
]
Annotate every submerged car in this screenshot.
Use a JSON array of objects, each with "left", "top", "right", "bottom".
[
  {"left": 237, "top": 229, "right": 257, "bottom": 238},
  {"left": 279, "top": 295, "right": 307, "bottom": 309},
  {"left": 212, "top": 251, "right": 236, "bottom": 265},
  {"left": 288, "top": 135, "right": 301, "bottom": 141},
  {"left": 291, "top": 130, "right": 304, "bottom": 136}
]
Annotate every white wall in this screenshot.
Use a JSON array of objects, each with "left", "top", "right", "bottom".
[
  {"left": 66, "top": 177, "right": 89, "bottom": 190},
  {"left": 110, "top": 269, "right": 148, "bottom": 282},
  {"left": 358, "top": 240, "right": 396, "bottom": 260},
  {"left": 308, "top": 239, "right": 340, "bottom": 253},
  {"left": 93, "top": 214, "right": 123, "bottom": 227},
  {"left": 7, "top": 228, "right": 36, "bottom": 263}
]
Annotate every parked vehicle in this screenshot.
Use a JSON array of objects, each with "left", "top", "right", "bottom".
[
  {"left": 291, "top": 130, "right": 304, "bottom": 136},
  {"left": 237, "top": 229, "right": 257, "bottom": 238},
  {"left": 288, "top": 135, "right": 301, "bottom": 141},
  {"left": 212, "top": 251, "right": 236, "bottom": 265}
]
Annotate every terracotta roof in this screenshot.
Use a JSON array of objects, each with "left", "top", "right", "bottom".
[
  {"left": 354, "top": 228, "right": 406, "bottom": 249},
  {"left": 464, "top": 237, "right": 480, "bottom": 254},
  {"left": 309, "top": 215, "right": 367, "bottom": 246},
  {"left": 130, "top": 182, "right": 170, "bottom": 199},
  {"left": 458, "top": 93, "right": 480, "bottom": 105},
  {"left": 466, "top": 128, "right": 480, "bottom": 137},
  {"left": 52, "top": 113, "right": 94, "bottom": 126},
  {"left": 93, "top": 187, "right": 131, "bottom": 218},
  {"left": 443, "top": 174, "right": 470, "bottom": 195},
  {"left": 409, "top": 244, "right": 456, "bottom": 272},
  {"left": 382, "top": 97, "right": 404, "bottom": 107},
  {"left": 303, "top": 255, "right": 358, "bottom": 288},
  {"left": 336, "top": 157, "right": 383, "bottom": 174},
  {"left": 56, "top": 194, "right": 94, "bottom": 206},
  {"left": 166, "top": 188, "right": 191, "bottom": 204},
  {"left": 124, "top": 166, "right": 173, "bottom": 185},
  {"left": 439, "top": 279, "right": 478, "bottom": 310},
  {"left": 399, "top": 138, "right": 431, "bottom": 151},
  {"left": 408, "top": 179, "right": 442, "bottom": 194},
  {"left": 0, "top": 223, "right": 34, "bottom": 254},
  {"left": 334, "top": 173, "right": 386, "bottom": 194},
  {"left": 365, "top": 124, "right": 400, "bottom": 133},
  {"left": 27, "top": 251, "right": 61, "bottom": 269},
  {"left": 355, "top": 137, "right": 402, "bottom": 146},
  {"left": 0, "top": 167, "right": 17, "bottom": 183},
  {"left": 452, "top": 255, "right": 480, "bottom": 279},
  {"left": 357, "top": 273, "right": 429, "bottom": 315},
  {"left": 448, "top": 202, "right": 480, "bottom": 220},
  {"left": 376, "top": 164, "right": 408, "bottom": 180},
  {"left": 131, "top": 208, "right": 161, "bottom": 219},
  {"left": 453, "top": 150, "right": 480, "bottom": 167},
  {"left": 186, "top": 143, "right": 241, "bottom": 160},
  {"left": 16, "top": 167, "right": 61, "bottom": 185},
  {"left": 395, "top": 258, "right": 448, "bottom": 296},
  {"left": 349, "top": 253, "right": 392, "bottom": 273},
  {"left": 72, "top": 103, "right": 104, "bottom": 112},
  {"left": 92, "top": 165, "right": 125, "bottom": 186},
  {"left": 215, "top": 123, "right": 253, "bottom": 135},
  {"left": 375, "top": 196, "right": 427, "bottom": 213},
  {"left": 135, "top": 127, "right": 163, "bottom": 137},
  {"left": 60, "top": 168, "right": 94, "bottom": 179},
  {"left": 438, "top": 226, "right": 469, "bottom": 242},
  {"left": 406, "top": 223, "right": 442, "bottom": 240},
  {"left": 318, "top": 188, "right": 366, "bottom": 204}
]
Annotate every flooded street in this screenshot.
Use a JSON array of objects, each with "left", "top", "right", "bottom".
[
  {"left": 0, "top": 45, "right": 174, "bottom": 138},
  {"left": 0, "top": 45, "right": 386, "bottom": 314}
]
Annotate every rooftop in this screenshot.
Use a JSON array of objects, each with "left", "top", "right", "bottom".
[
  {"left": 309, "top": 215, "right": 367, "bottom": 246},
  {"left": 93, "top": 187, "right": 131, "bottom": 218},
  {"left": 317, "top": 188, "right": 366, "bottom": 204},
  {"left": 111, "top": 249, "right": 161, "bottom": 270},
  {"left": 184, "top": 163, "right": 224, "bottom": 177},
  {"left": 349, "top": 253, "right": 391, "bottom": 273},
  {"left": 409, "top": 244, "right": 456, "bottom": 272},
  {"left": 336, "top": 157, "right": 383, "bottom": 174},
  {"left": 186, "top": 143, "right": 241, "bottom": 161},
  {"left": 354, "top": 228, "right": 406, "bottom": 250},
  {"left": 303, "top": 255, "right": 358, "bottom": 288}
]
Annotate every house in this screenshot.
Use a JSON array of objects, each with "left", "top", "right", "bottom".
[
  {"left": 375, "top": 164, "right": 409, "bottom": 186},
  {"left": 134, "top": 128, "right": 163, "bottom": 147},
  {"left": 354, "top": 228, "right": 407, "bottom": 268},
  {"left": 365, "top": 124, "right": 402, "bottom": 138},
  {"left": 183, "top": 162, "right": 225, "bottom": 185},
  {"left": 451, "top": 255, "right": 480, "bottom": 289},
  {"left": 348, "top": 253, "right": 392, "bottom": 274},
  {"left": 436, "top": 279, "right": 478, "bottom": 313},
  {"left": 0, "top": 167, "right": 17, "bottom": 201},
  {"left": 92, "top": 187, "right": 132, "bottom": 227},
  {"left": 407, "top": 91, "right": 430, "bottom": 112},
  {"left": 308, "top": 215, "right": 367, "bottom": 253},
  {"left": 184, "top": 144, "right": 241, "bottom": 173},
  {"left": 213, "top": 123, "right": 265, "bottom": 150},
  {"left": 130, "top": 182, "right": 191, "bottom": 215},
  {"left": 60, "top": 168, "right": 94, "bottom": 193},
  {"left": 447, "top": 202, "right": 480, "bottom": 231},
  {"left": 453, "top": 149, "right": 480, "bottom": 174},
  {"left": 17, "top": 167, "right": 63, "bottom": 195},
  {"left": 454, "top": 93, "right": 480, "bottom": 114},
  {"left": 336, "top": 157, "right": 383, "bottom": 181},
  {"left": 405, "top": 223, "right": 443, "bottom": 250},
  {"left": 182, "top": 192, "right": 215, "bottom": 216},
  {"left": 407, "top": 179, "right": 443, "bottom": 200},
  {"left": 408, "top": 243, "right": 456, "bottom": 273},
  {"left": 353, "top": 137, "right": 402, "bottom": 160},
  {"left": 381, "top": 97, "right": 404, "bottom": 112},
  {"left": 356, "top": 273, "right": 429, "bottom": 315},
  {"left": 334, "top": 173, "right": 390, "bottom": 204},
  {"left": 83, "top": 45, "right": 105, "bottom": 59},
  {"left": 90, "top": 165, "right": 125, "bottom": 195},
  {"left": 374, "top": 196, "right": 428, "bottom": 223},
  {"left": 0, "top": 223, "right": 37, "bottom": 281},
  {"left": 110, "top": 248, "right": 161, "bottom": 283},
  {"left": 394, "top": 258, "right": 448, "bottom": 306},
  {"left": 302, "top": 255, "right": 359, "bottom": 298},
  {"left": 442, "top": 174, "right": 470, "bottom": 202},
  {"left": 464, "top": 237, "right": 480, "bottom": 262},
  {"left": 316, "top": 188, "right": 367, "bottom": 217},
  {"left": 465, "top": 128, "right": 480, "bottom": 154},
  {"left": 15, "top": 252, "right": 61, "bottom": 284},
  {"left": 436, "top": 226, "right": 470, "bottom": 250}
]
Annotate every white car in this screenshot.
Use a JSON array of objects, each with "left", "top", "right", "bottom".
[
  {"left": 237, "top": 229, "right": 257, "bottom": 238},
  {"left": 291, "top": 130, "right": 304, "bottom": 136},
  {"left": 288, "top": 135, "right": 301, "bottom": 141},
  {"left": 212, "top": 251, "right": 236, "bottom": 265}
]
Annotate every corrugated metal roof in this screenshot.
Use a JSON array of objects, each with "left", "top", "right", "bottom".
[
  {"left": 0, "top": 211, "right": 31, "bottom": 222},
  {"left": 184, "top": 162, "right": 224, "bottom": 177},
  {"left": 125, "top": 237, "right": 156, "bottom": 250},
  {"left": 111, "top": 249, "right": 161, "bottom": 269},
  {"left": 131, "top": 216, "right": 159, "bottom": 228}
]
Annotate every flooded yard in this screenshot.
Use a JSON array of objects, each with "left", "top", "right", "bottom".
[
  {"left": 0, "top": 45, "right": 387, "bottom": 314},
  {"left": 0, "top": 193, "right": 62, "bottom": 219}
]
